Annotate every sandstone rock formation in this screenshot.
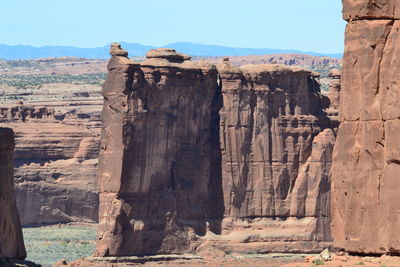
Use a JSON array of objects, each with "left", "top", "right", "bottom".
[
  {"left": 327, "top": 69, "right": 340, "bottom": 110},
  {"left": 0, "top": 105, "right": 55, "bottom": 122},
  {"left": 331, "top": 0, "right": 400, "bottom": 255},
  {"left": 0, "top": 127, "right": 26, "bottom": 259},
  {"left": 95, "top": 45, "right": 219, "bottom": 256},
  {"left": 1, "top": 105, "right": 100, "bottom": 226},
  {"left": 94, "top": 45, "right": 337, "bottom": 257},
  {"left": 213, "top": 59, "right": 335, "bottom": 251}
]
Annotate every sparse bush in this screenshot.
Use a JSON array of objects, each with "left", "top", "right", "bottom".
[
  {"left": 23, "top": 226, "right": 96, "bottom": 267},
  {"left": 314, "top": 259, "right": 325, "bottom": 265}
]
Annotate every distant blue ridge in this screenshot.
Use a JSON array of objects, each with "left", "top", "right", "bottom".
[{"left": 0, "top": 42, "right": 343, "bottom": 60}]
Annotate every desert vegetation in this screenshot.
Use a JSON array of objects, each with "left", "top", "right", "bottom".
[{"left": 23, "top": 226, "right": 96, "bottom": 267}]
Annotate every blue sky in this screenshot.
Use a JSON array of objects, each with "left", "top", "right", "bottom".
[{"left": 1, "top": 0, "right": 345, "bottom": 53}]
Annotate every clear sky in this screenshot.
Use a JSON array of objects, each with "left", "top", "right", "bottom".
[{"left": 1, "top": 0, "right": 345, "bottom": 53}]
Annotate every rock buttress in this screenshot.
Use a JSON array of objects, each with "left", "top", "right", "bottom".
[
  {"left": 0, "top": 127, "right": 26, "bottom": 259},
  {"left": 332, "top": 0, "right": 400, "bottom": 254},
  {"left": 211, "top": 60, "right": 336, "bottom": 252},
  {"left": 95, "top": 45, "right": 219, "bottom": 256}
]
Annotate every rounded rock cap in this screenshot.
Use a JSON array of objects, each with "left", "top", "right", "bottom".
[
  {"left": 146, "top": 48, "right": 191, "bottom": 63},
  {"left": 110, "top": 42, "right": 128, "bottom": 57},
  {"left": 0, "top": 127, "right": 15, "bottom": 150}
]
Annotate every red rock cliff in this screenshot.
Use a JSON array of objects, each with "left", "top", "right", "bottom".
[
  {"left": 212, "top": 60, "right": 335, "bottom": 252},
  {"left": 332, "top": 0, "right": 400, "bottom": 254},
  {"left": 95, "top": 45, "right": 219, "bottom": 256},
  {"left": 0, "top": 127, "right": 26, "bottom": 259},
  {"left": 94, "top": 44, "right": 337, "bottom": 257}
]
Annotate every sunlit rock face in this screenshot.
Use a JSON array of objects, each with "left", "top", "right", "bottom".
[
  {"left": 95, "top": 45, "right": 219, "bottom": 256},
  {"left": 1, "top": 108, "right": 100, "bottom": 226},
  {"left": 216, "top": 60, "right": 335, "bottom": 252},
  {"left": 95, "top": 44, "right": 336, "bottom": 257},
  {"left": 332, "top": 0, "right": 400, "bottom": 255},
  {"left": 0, "top": 127, "right": 26, "bottom": 259}
]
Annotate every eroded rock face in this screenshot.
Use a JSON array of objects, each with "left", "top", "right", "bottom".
[
  {"left": 95, "top": 44, "right": 337, "bottom": 256},
  {"left": 0, "top": 127, "right": 26, "bottom": 259},
  {"left": 0, "top": 105, "right": 55, "bottom": 122},
  {"left": 214, "top": 60, "right": 335, "bottom": 250},
  {"left": 331, "top": 0, "right": 400, "bottom": 254},
  {"left": 328, "top": 69, "right": 340, "bottom": 110},
  {"left": 2, "top": 109, "right": 100, "bottom": 226},
  {"left": 95, "top": 46, "right": 219, "bottom": 256}
]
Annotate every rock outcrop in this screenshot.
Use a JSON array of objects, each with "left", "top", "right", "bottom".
[
  {"left": 1, "top": 106, "right": 100, "bottom": 226},
  {"left": 95, "top": 45, "right": 219, "bottom": 256},
  {"left": 0, "top": 127, "right": 26, "bottom": 259},
  {"left": 327, "top": 69, "right": 340, "bottom": 110},
  {"left": 0, "top": 105, "right": 55, "bottom": 122},
  {"left": 213, "top": 59, "right": 335, "bottom": 251},
  {"left": 94, "top": 44, "right": 337, "bottom": 257},
  {"left": 332, "top": 0, "right": 400, "bottom": 255}
]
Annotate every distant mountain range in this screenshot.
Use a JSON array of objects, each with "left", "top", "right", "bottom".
[{"left": 0, "top": 42, "right": 343, "bottom": 60}]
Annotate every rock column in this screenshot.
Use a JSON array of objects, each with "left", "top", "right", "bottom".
[
  {"left": 328, "top": 69, "right": 341, "bottom": 110},
  {"left": 0, "top": 127, "right": 26, "bottom": 259},
  {"left": 217, "top": 60, "right": 335, "bottom": 247},
  {"left": 95, "top": 44, "right": 219, "bottom": 256},
  {"left": 332, "top": 0, "right": 400, "bottom": 254}
]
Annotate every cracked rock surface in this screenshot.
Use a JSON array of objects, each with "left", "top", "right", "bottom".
[
  {"left": 0, "top": 127, "right": 26, "bottom": 259},
  {"left": 95, "top": 45, "right": 337, "bottom": 257},
  {"left": 332, "top": 0, "right": 400, "bottom": 254}
]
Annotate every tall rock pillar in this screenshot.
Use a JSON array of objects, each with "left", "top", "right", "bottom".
[
  {"left": 0, "top": 127, "right": 26, "bottom": 259},
  {"left": 332, "top": 0, "right": 400, "bottom": 254},
  {"left": 95, "top": 44, "right": 219, "bottom": 256}
]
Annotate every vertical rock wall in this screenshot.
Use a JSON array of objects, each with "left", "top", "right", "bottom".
[
  {"left": 95, "top": 44, "right": 337, "bottom": 257},
  {"left": 332, "top": 0, "right": 400, "bottom": 254},
  {"left": 328, "top": 69, "right": 341, "bottom": 110},
  {"left": 0, "top": 127, "right": 26, "bottom": 259},
  {"left": 213, "top": 60, "right": 335, "bottom": 251},
  {"left": 95, "top": 45, "right": 219, "bottom": 256}
]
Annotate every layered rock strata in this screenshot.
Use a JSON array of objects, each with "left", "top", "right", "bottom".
[
  {"left": 1, "top": 106, "right": 100, "bottom": 226},
  {"left": 332, "top": 0, "right": 400, "bottom": 254},
  {"left": 95, "top": 45, "right": 219, "bottom": 256},
  {"left": 212, "top": 59, "right": 335, "bottom": 251},
  {"left": 327, "top": 69, "right": 340, "bottom": 110},
  {"left": 0, "top": 127, "right": 26, "bottom": 259},
  {"left": 95, "top": 44, "right": 336, "bottom": 257}
]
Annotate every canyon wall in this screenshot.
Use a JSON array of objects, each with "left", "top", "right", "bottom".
[
  {"left": 94, "top": 44, "right": 337, "bottom": 257},
  {"left": 331, "top": 0, "right": 400, "bottom": 254},
  {"left": 0, "top": 127, "right": 26, "bottom": 259},
  {"left": 212, "top": 60, "right": 336, "bottom": 252},
  {"left": 1, "top": 105, "right": 100, "bottom": 226},
  {"left": 95, "top": 45, "right": 219, "bottom": 256}
]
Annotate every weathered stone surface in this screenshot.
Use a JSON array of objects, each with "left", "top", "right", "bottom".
[
  {"left": 95, "top": 47, "right": 219, "bottom": 256},
  {"left": 327, "top": 69, "right": 340, "bottom": 110},
  {"left": 0, "top": 105, "right": 55, "bottom": 122},
  {"left": 109, "top": 42, "right": 128, "bottom": 57},
  {"left": 342, "top": 0, "right": 400, "bottom": 21},
  {"left": 216, "top": 60, "right": 335, "bottom": 245},
  {"left": 2, "top": 115, "right": 100, "bottom": 226},
  {"left": 339, "top": 19, "right": 393, "bottom": 122},
  {"left": 0, "top": 127, "right": 26, "bottom": 259},
  {"left": 332, "top": 0, "right": 400, "bottom": 254},
  {"left": 95, "top": 44, "right": 337, "bottom": 257}
]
